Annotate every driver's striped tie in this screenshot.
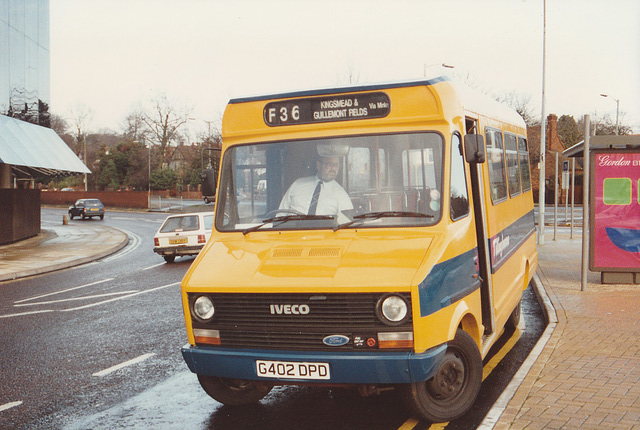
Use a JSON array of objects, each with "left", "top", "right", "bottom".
[{"left": 308, "top": 181, "right": 322, "bottom": 215}]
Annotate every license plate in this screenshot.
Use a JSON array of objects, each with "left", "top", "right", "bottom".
[
  {"left": 169, "top": 238, "right": 188, "bottom": 244},
  {"left": 256, "top": 360, "right": 330, "bottom": 380},
  {"left": 89, "top": 208, "right": 98, "bottom": 212}
]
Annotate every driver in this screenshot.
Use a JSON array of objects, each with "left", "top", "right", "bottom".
[{"left": 279, "top": 154, "right": 353, "bottom": 216}]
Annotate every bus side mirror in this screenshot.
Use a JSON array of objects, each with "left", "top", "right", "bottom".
[
  {"left": 463, "top": 134, "right": 486, "bottom": 164},
  {"left": 201, "top": 147, "right": 221, "bottom": 204}
]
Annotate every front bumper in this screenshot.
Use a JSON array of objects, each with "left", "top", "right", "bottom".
[
  {"left": 181, "top": 344, "right": 447, "bottom": 384},
  {"left": 154, "top": 245, "right": 203, "bottom": 256}
]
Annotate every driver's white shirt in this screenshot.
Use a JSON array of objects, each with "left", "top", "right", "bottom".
[{"left": 279, "top": 176, "right": 353, "bottom": 215}]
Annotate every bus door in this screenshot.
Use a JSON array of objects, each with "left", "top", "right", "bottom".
[{"left": 464, "top": 117, "right": 496, "bottom": 336}]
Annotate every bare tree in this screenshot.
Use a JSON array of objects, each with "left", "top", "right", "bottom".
[
  {"left": 68, "top": 104, "right": 94, "bottom": 159},
  {"left": 122, "top": 108, "right": 149, "bottom": 142},
  {"left": 494, "top": 91, "right": 540, "bottom": 128},
  {"left": 590, "top": 111, "right": 633, "bottom": 136},
  {"left": 49, "top": 113, "right": 69, "bottom": 136},
  {"left": 141, "top": 94, "right": 192, "bottom": 165}
]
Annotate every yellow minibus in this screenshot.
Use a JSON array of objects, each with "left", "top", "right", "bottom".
[{"left": 181, "top": 76, "right": 538, "bottom": 422}]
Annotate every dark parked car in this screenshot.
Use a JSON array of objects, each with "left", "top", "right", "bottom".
[{"left": 68, "top": 199, "right": 105, "bottom": 220}]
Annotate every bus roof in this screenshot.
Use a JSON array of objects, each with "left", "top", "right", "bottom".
[
  {"left": 228, "top": 76, "right": 449, "bottom": 104},
  {"left": 227, "top": 76, "right": 525, "bottom": 131}
]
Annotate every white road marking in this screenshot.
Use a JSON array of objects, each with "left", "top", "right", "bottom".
[
  {"left": 0, "top": 310, "right": 55, "bottom": 319},
  {"left": 92, "top": 353, "right": 156, "bottom": 377},
  {"left": 13, "top": 291, "right": 139, "bottom": 307},
  {"left": 0, "top": 401, "right": 23, "bottom": 412},
  {"left": 142, "top": 262, "right": 165, "bottom": 271},
  {"left": 14, "top": 278, "right": 114, "bottom": 304},
  {"left": 111, "top": 216, "right": 161, "bottom": 223},
  {"left": 2, "top": 282, "right": 179, "bottom": 318},
  {"left": 101, "top": 228, "right": 141, "bottom": 262},
  {"left": 61, "top": 282, "right": 180, "bottom": 312}
]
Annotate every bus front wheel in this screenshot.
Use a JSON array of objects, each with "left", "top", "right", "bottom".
[
  {"left": 403, "top": 329, "right": 482, "bottom": 423},
  {"left": 197, "top": 375, "right": 272, "bottom": 406}
]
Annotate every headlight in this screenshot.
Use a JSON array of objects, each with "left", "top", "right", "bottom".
[
  {"left": 377, "top": 294, "right": 409, "bottom": 325},
  {"left": 193, "top": 296, "right": 215, "bottom": 321}
]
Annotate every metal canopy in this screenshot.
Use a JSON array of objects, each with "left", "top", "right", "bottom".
[
  {"left": 563, "top": 135, "right": 640, "bottom": 158},
  {"left": 0, "top": 115, "right": 90, "bottom": 178}
]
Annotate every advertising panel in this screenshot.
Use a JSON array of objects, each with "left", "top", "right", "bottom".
[{"left": 590, "top": 149, "right": 640, "bottom": 271}]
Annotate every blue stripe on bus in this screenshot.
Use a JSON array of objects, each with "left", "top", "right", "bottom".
[
  {"left": 418, "top": 247, "right": 480, "bottom": 317},
  {"left": 229, "top": 76, "right": 450, "bottom": 104},
  {"left": 489, "top": 209, "right": 536, "bottom": 273}
]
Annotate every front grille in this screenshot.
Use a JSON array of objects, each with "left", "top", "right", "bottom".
[{"left": 189, "top": 292, "right": 412, "bottom": 351}]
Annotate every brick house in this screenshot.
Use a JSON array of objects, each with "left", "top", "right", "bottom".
[{"left": 527, "top": 114, "right": 578, "bottom": 204}]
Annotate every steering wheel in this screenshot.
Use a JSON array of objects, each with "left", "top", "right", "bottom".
[{"left": 262, "top": 208, "right": 305, "bottom": 218}]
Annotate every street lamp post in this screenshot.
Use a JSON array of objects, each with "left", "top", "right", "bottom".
[
  {"left": 538, "top": 0, "right": 547, "bottom": 245},
  {"left": 135, "top": 139, "right": 152, "bottom": 208},
  {"left": 600, "top": 94, "right": 620, "bottom": 135},
  {"left": 147, "top": 142, "right": 151, "bottom": 208}
]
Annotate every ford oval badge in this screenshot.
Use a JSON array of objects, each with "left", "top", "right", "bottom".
[{"left": 323, "top": 335, "right": 350, "bottom": 347}]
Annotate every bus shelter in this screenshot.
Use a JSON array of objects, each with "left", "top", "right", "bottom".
[{"left": 564, "top": 135, "right": 640, "bottom": 284}]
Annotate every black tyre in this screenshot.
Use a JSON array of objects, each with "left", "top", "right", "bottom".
[
  {"left": 99, "top": 214, "right": 104, "bottom": 220},
  {"left": 197, "top": 375, "right": 271, "bottom": 406},
  {"left": 163, "top": 255, "right": 175, "bottom": 263},
  {"left": 403, "top": 329, "right": 482, "bottom": 423},
  {"left": 69, "top": 213, "right": 74, "bottom": 220},
  {"left": 506, "top": 300, "right": 522, "bottom": 330}
]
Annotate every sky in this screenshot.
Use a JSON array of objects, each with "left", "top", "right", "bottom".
[{"left": 49, "top": 0, "right": 640, "bottom": 138}]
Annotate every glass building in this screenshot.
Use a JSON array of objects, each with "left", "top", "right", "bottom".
[
  {"left": 0, "top": 0, "right": 51, "bottom": 127},
  {"left": 0, "top": 0, "right": 88, "bottom": 245}
]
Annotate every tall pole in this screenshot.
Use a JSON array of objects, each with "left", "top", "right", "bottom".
[
  {"left": 84, "top": 138, "right": 88, "bottom": 192},
  {"left": 148, "top": 143, "right": 151, "bottom": 209},
  {"left": 570, "top": 158, "right": 575, "bottom": 239},
  {"left": 553, "top": 152, "right": 558, "bottom": 241},
  {"left": 581, "top": 115, "right": 591, "bottom": 292},
  {"left": 538, "top": 0, "right": 547, "bottom": 245},
  {"left": 615, "top": 98, "right": 620, "bottom": 135}
]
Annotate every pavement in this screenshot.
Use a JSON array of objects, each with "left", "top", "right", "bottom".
[
  {"left": 1, "top": 223, "right": 639, "bottom": 429},
  {"left": 0, "top": 221, "right": 128, "bottom": 282}
]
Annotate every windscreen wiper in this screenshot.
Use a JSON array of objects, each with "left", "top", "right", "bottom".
[
  {"left": 242, "top": 214, "right": 335, "bottom": 235},
  {"left": 334, "top": 211, "right": 434, "bottom": 231}
]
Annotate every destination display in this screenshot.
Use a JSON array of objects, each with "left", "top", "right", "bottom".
[{"left": 264, "top": 92, "right": 390, "bottom": 126}]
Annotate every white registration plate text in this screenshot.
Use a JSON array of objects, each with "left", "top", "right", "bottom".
[{"left": 256, "top": 360, "right": 330, "bottom": 380}]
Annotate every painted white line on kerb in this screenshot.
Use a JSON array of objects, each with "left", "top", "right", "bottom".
[
  {"left": 14, "top": 278, "right": 114, "bottom": 304},
  {"left": 478, "top": 273, "right": 558, "bottom": 429},
  {"left": 92, "top": 353, "right": 156, "bottom": 377},
  {"left": 0, "top": 401, "right": 23, "bottom": 412}
]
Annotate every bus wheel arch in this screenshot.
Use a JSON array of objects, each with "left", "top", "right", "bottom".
[
  {"left": 448, "top": 301, "right": 481, "bottom": 348},
  {"left": 403, "top": 328, "right": 483, "bottom": 423},
  {"left": 458, "top": 312, "right": 481, "bottom": 348},
  {"left": 197, "top": 375, "right": 272, "bottom": 406}
]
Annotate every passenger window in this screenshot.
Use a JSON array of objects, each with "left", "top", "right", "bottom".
[
  {"left": 450, "top": 134, "right": 470, "bottom": 220},
  {"left": 485, "top": 128, "right": 507, "bottom": 204},
  {"left": 505, "top": 133, "right": 521, "bottom": 197},
  {"left": 518, "top": 136, "right": 532, "bottom": 191}
]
